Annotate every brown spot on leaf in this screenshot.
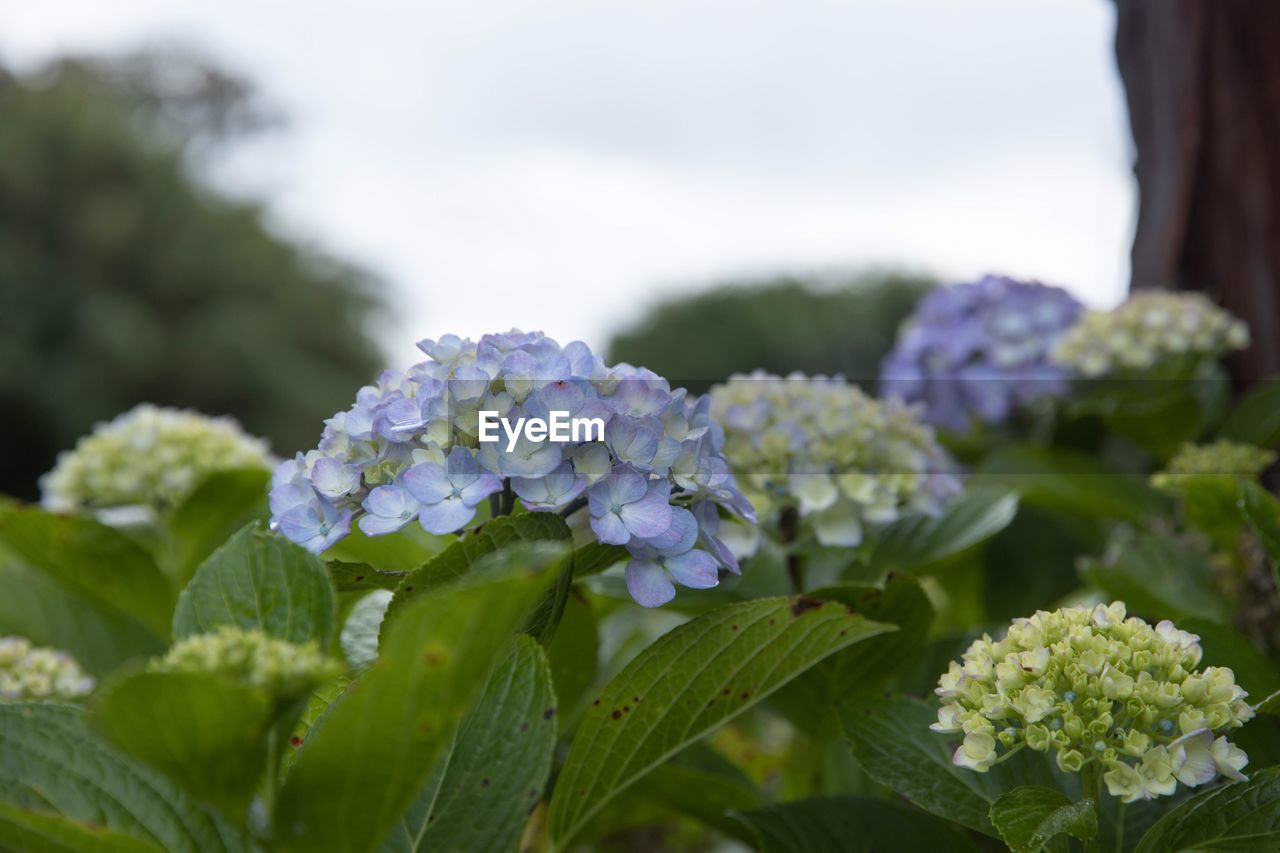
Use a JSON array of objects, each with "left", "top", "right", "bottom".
[
  {"left": 731, "top": 624, "right": 739, "bottom": 631},
  {"left": 740, "top": 691, "right": 750, "bottom": 700},
  {"left": 611, "top": 709, "right": 622, "bottom": 720},
  {"left": 520, "top": 722, "right": 529, "bottom": 733},
  {"left": 481, "top": 778, "right": 490, "bottom": 788},
  {"left": 290, "top": 736, "right": 303, "bottom": 748},
  {"left": 354, "top": 575, "right": 365, "bottom": 582},
  {"left": 791, "top": 596, "right": 824, "bottom": 616},
  {"left": 543, "top": 707, "right": 556, "bottom": 720}
]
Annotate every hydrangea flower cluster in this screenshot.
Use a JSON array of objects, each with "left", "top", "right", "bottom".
[
  {"left": 708, "top": 372, "right": 961, "bottom": 548},
  {"left": 152, "top": 627, "right": 340, "bottom": 699},
  {"left": 41, "top": 404, "right": 273, "bottom": 514},
  {"left": 0, "top": 637, "right": 95, "bottom": 702},
  {"left": 880, "top": 275, "right": 1084, "bottom": 432},
  {"left": 933, "top": 603, "right": 1253, "bottom": 804},
  {"left": 269, "top": 330, "right": 753, "bottom": 608},
  {"left": 1152, "top": 441, "right": 1276, "bottom": 494},
  {"left": 1053, "top": 292, "right": 1249, "bottom": 378}
]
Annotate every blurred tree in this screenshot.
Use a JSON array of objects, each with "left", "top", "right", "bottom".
[
  {"left": 606, "top": 271, "right": 932, "bottom": 393},
  {"left": 1114, "top": 0, "right": 1280, "bottom": 385},
  {"left": 0, "top": 51, "right": 384, "bottom": 499}
]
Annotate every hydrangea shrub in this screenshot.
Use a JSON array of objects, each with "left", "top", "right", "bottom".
[
  {"left": 880, "top": 275, "right": 1083, "bottom": 431},
  {"left": 40, "top": 403, "right": 273, "bottom": 513},
  {"left": 3, "top": 293, "right": 1278, "bottom": 853},
  {"left": 709, "top": 371, "right": 961, "bottom": 549},
  {"left": 269, "top": 330, "right": 753, "bottom": 607},
  {"left": 933, "top": 603, "right": 1252, "bottom": 803}
]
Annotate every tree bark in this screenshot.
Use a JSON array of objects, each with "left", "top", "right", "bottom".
[{"left": 1114, "top": 0, "right": 1280, "bottom": 385}]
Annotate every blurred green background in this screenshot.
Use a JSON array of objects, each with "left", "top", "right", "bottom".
[
  {"left": 0, "top": 53, "right": 386, "bottom": 498},
  {"left": 0, "top": 51, "right": 928, "bottom": 499}
]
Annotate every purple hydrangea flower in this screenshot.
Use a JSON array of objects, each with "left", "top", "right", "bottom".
[
  {"left": 624, "top": 507, "right": 719, "bottom": 607},
  {"left": 268, "top": 329, "right": 753, "bottom": 607},
  {"left": 401, "top": 446, "right": 504, "bottom": 534},
  {"left": 587, "top": 466, "right": 673, "bottom": 545},
  {"left": 880, "top": 275, "right": 1084, "bottom": 432}
]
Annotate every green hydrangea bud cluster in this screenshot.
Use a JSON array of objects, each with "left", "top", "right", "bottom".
[
  {"left": 151, "top": 627, "right": 341, "bottom": 699},
  {"left": 41, "top": 404, "right": 273, "bottom": 514},
  {"left": 0, "top": 637, "right": 95, "bottom": 702},
  {"left": 1053, "top": 292, "right": 1248, "bottom": 378},
  {"left": 933, "top": 603, "right": 1253, "bottom": 803},
  {"left": 709, "top": 372, "right": 960, "bottom": 548},
  {"left": 1152, "top": 441, "right": 1276, "bottom": 494}
]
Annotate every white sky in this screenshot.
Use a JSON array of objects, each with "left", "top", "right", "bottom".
[{"left": 2, "top": 0, "right": 1134, "bottom": 364}]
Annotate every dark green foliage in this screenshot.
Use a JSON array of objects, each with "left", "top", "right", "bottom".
[
  {"left": 606, "top": 271, "right": 933, "bottom": 392},
  {"left": 0, "top": 54, "right": 384, "bottom": 498}
]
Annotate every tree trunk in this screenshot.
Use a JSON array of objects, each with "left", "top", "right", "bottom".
[{"left": 1114, "top": 0, "right": 1280, "bottom": 385}]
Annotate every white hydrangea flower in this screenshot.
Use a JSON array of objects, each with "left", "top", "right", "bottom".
[
  {"left": 1053, "top": 292, "right": 1248, "bottom": 379},
  {"left": 0, "top": 637, "right": 95, "bottom": 702},
  {"left": 41, "top": 404, "right": 273, "bottom": 514},
  {"left": 709, "top": 372, "right": 961, "bottom": 551},
  {"left": 151, "top": 626, "right": 341, "bottom": 699},
  {"left": 933, "top": 603, "right": 1253, "bottom": 803}
]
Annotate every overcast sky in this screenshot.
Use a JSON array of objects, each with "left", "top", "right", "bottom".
[{"left": 2, "top": 1, "right": 1134, "bottom": 363}]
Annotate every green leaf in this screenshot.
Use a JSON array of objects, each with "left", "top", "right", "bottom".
[
  {"left": 281, "top": 675, "right": 351, "bottom": 778},
  {"left": 383, "top": 635, "right": 556, "bottom": 853},
  {"left": 1134, "top": 766, "right": 1280, "bottom": 852},
  {"left": 384, "top": 513, "right": 571, "bottom": 628},
  {"left": 327, "top": 561, "right": 409, "bottom": 593},
  {"left": 0, "top": 508, "right": 175, "bottom": 639},
  {"left": 546, "top": 593, "right": 600, "bottom": 727},
  {"left": 1219, "top": 378, "right": 1280, "bottom": 448},
  {"left": 868, "top": 487, "right": 1019, "bottom": 574},
  {"left": 772, "top": 575, "right": 934, "bottom": 735},
  {"left": 973, "top": 445, "right": 1165, "bottom": 522},
  {"left": 172, "top": 523, "right": 337, "bottom": 646},
  {"left": 546, "top": 595, "right": 894, "bottom": 848},
  {"left": 0, "top": 560, "right": 163, "bottom": 676},
  {"left": 88, "top": 672, "right": 275, "bottom": 817},
  {"left": 989, "top": 786, "right": 1097, "bottom": 853},
  {"left": 634, "top": 745, "right": 761, "bottom": 843},
  {"left": 1081, "top": 531, "right": 1231, "bottom": 624},
  {"left": 273, "top": 541, "right": 564, "bottom": 852},
  {"left": 523, "top": 552, "right": 575, "bottom": 644},
  {"left": 322, "top": 523, "right": 447, "bottom": 570},
  {"left": 731, "top": 796, "right": 978, "bottom": 853},
  {"left": 570, "top": 542, "right": 628, "bottom": 578},
  {"left": 165, "top": 468, "right": 270, "bottom": 586},
  {"left": 981, "top": 507, "right": 1106, "bottom": 622},
  {"left": 839, "top": 696, "right": 1061, "bottom": 836},
  {"left": 0, "top": 703, "right": 252, "bottom": 852},
  {"left": 1181, "top": 618, "right": 1280, "bottom": 715},
  {"left": 1241, "top": 481, "right": 1280, "bottom": 585},
  {"left": 0, "top": 802, "right": 162, "bottom": 853}
]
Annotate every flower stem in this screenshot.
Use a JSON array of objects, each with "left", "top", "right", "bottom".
[
  {"left": 559, "top": 496, "right": 588, "bottom": 518},
  {"left": 779, "top": 505, "right": 804, "bottom": 592},
  {"left": 1115, "top": 801, "right": 1126, "bottom": 853},
  {"left": 1082, "top": 760, "right": 1103, "bottom": 853}
]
